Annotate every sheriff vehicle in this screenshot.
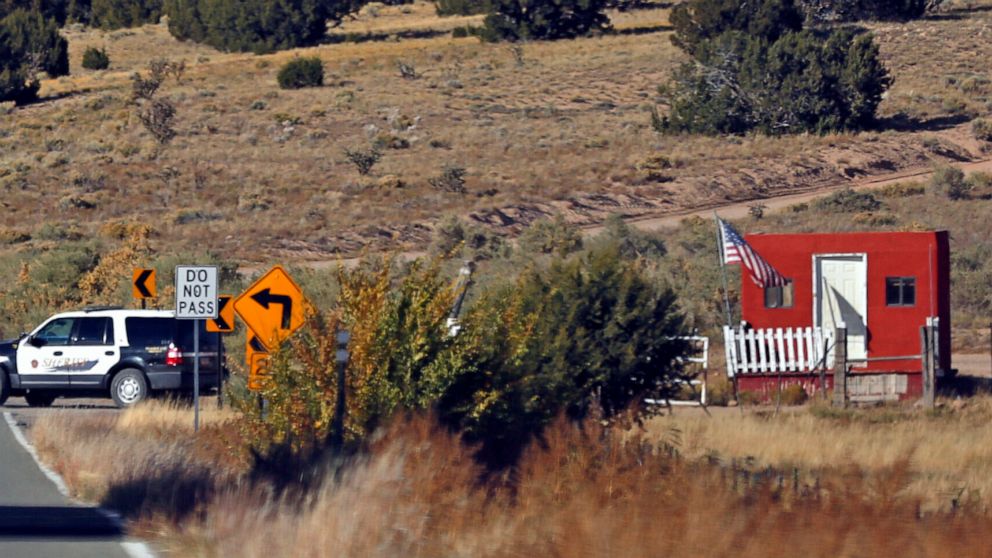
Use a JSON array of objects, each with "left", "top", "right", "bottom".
[{"left": 0, "top": 307, "right": 222, "bottom": 408}]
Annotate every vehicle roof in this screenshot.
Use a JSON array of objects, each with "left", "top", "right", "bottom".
[{"left": 49, "top": 309, "right": 177, "bottom": 319}]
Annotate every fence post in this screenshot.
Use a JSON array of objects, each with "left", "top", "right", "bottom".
[
  {"left": 833, "top": 326, "right": 847, "bottom": 408},
  {"left": 921, "top": 324, "right": 935, "bottom": 409}
]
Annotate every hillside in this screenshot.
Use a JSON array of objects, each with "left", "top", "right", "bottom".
[{"left": 1, "top": 1, "right": 991, "bottom": 264}]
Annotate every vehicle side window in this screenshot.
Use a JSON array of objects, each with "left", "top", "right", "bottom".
[
  {"left": 72, "top": 317, "right": 114, "bottom": 346},
  {"left": 177, "top": 320, "right": 218, "bottom": 351},
  {"left": 35, "top": 318, "right": 76, "bottom": 346},
  {"left": 125, "top": 318, "right": 174, "bottom": 348}
]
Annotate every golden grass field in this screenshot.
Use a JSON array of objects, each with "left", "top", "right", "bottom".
[
  {"left": 26, "top": 397, "right": 992, "bottom": 557},
  {"left": 1, "top": 1, "right": 991, "bottom": 264}
]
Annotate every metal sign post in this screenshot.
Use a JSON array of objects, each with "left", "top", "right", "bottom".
[
  {"left": 206, "top": 295, "right": 234, "bottom": 409},
  {"left": 331, "top": 330, "right": 350, "bottom": 451},
  {"left": 175, "top": 265, "right": 219, "bottom": 433}
]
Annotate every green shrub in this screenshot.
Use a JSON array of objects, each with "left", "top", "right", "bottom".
[
  {"left": 343, "top": 146, "right": 381, "bottom": 175},
  {"left": 670, "top": 0, "right": 803, "bottom": 56},
  {"left": 276, "top": 57, "right": 324, "bottom": 89},
  {"left": 438, "top": 245, "right": 690, "bottom": 468},
  {"left": 877, "top": 181, "right": 925, "bottom": 198},
  {"left": 165, "top": 0, "right": 356, "bottom": 53},
  {"left": 482, "top": 0, "right": 611, "bottom": 42},
  {"left": 706, "top": 375, "right": 734, "bottom": 406},
  {"left": 928, "top": 165, "right": 969, "bottom": 200},
  {"left": 951, "top": 245, "right": 992, "bottom": 319},
  {"left": 89, "top": 0, "right": 162, "bottom": 29},
  {"left": 965, "top": 172, "right": 992, "bottom": 199},
  {"left": 973, "top": 119, "right": 992, "bottom": 143},
  {"left": 591, "top": 214, "right": 666, "bottom": 260},
  {"left": 81, "top": 46, "right": 111, "bottom": 70},
  {"left": 0, "top": 9, "right": 69, "bottom": 104},
  {"left": 518, "top": 215, "right": 583, "bottom": 257},
  {"left": 428, "top": 165, "right": 467, "bottom": 193},
  {"left": 430, "top": 215, "right": 508, "bottom": 261},
  {"left": 779, "top": 383, "right": 808, "bottom": 405},
  {"left": 658, "top": 0, "right": 891, "bottom": 135},
  {"left": 435, "top": 0, "right": 490, "bottom": 16},
  {"left": 0, "top": 0, "right": 91, "bottom": 25},
  {"left": 801, "top": 0, "right": 931, "bottom": 22},
  {"left": 813, "top": 188, "right": 882, "bottom": 212}
]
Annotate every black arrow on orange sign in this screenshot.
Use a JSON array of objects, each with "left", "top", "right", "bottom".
[
  {"left": 134, "top": 269, "right": 154, "bottom": 298},
  {"left": 211, "top": 296, "right": 232, "bottom": 331},
  {"left": 250, "top": 288, "right": 293, "bottom": 329},
  {"left": 249, "top": 335, "right": 268, "bottom": 353}
]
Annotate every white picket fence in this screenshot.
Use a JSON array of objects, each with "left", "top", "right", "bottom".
[{"left": 723, "top": 326, "right": 834, "bottom": 377}]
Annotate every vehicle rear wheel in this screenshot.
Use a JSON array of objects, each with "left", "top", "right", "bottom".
[
  {"left": 24, "top": 391, "right": 56, "bottom": 407},
  {"left": 111, "top": 369, "right": 148, "bottom": 408},
  {"left": 0, "top": 371, "right": 9, "bottom": 407}
]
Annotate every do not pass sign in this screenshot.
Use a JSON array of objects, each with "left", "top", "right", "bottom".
[{"left": 175, "top": 265, "right": 219, "bottom": 320}]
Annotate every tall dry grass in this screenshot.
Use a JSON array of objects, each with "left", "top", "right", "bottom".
[
  {"left": 648, "top": 397, "right": 992, "bottom": 512},
  {"left": 28, "top": 402, "right": 992, "bottom": 557},
  {"left": 202, "top": 415, "right": 992, "bottom": 558},
  {"left": 31, "top": 398, "right": 246, "bottom": 516}
]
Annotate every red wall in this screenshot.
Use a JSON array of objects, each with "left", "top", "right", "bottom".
[{"left": 740, "top": 231, "right": 951, "bottom": 374}]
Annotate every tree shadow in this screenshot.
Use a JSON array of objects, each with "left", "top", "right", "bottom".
[
  {"left": 323, "top": 27, "right": 450, "bottom": 46},
  {"left": 877, "top": 112, "right": 973, "bottom": 134},
  {"left": 100, "top": 466, "right": 216, "bottom": 523},
  {"left": 925, "top": 5, "right": 992, "bottom": 20},
  {"left": 939, "top": 374, "right": 992, "bottom": 397},
  {"left": 14, "top": 89, "right": 92, "bottom": 109},
  {"left": 611, "top": 24, "right": 674, "bottom": 36},
  {"left": 0, "top": 506, "right": 121, "bottom": 539}
]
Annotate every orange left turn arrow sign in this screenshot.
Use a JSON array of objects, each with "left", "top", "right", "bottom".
[{"left": 132, "top": 268, "right": 156, "bottom": 299}]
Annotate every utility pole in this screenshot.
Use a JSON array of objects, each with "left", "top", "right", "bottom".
[{"left": 446, "top": 260, "right": 475, "bottom": 337}]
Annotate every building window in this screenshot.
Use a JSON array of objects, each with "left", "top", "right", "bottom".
[
  {"left": 886, "top": 277, "right": 916, "bottom": 306},
  {"left": 764, "top": 281, "right": 794, "bottom": 309}
]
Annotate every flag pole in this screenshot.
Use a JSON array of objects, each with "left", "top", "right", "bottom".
[
  {"left": 714, "top": 213, "right": 741, "bottom": 408},
  {"left": 714, "top": 214, "right": 733, "bottom": 328}
]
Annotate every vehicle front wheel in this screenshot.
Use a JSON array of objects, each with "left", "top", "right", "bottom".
[
  {"left": 24, "top": 391, "right": 56, "bottom": 407},
  {"left": 111, "top": 369, "right": 148, "bottom": 408},
  {"left": 0, "top": 371, "right": 9, "bottom": 407}
]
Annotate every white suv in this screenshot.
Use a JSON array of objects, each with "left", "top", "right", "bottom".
[{"left": 0, "top": 307, "right": 223, "bottom": 408}]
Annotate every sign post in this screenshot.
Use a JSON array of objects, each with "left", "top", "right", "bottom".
[
  {"left": 331, "top": 330, "right": 350, "bottom": 451},
  {"left": 175, "top": 265, "right": 219, "bottom": 433},
  {"left": 206, "top": 295, "right": 234, "bottom": 409}
]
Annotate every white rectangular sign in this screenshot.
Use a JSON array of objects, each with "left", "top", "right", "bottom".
[{"left": 175, "top": 265, "right": 218, "bottom": 320}]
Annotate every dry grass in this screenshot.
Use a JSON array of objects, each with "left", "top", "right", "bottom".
[
  {"left": 26, "top": 401, "right": 992, "bottom": 557},
  {"left": 648, "top": 397, "right": 992, "bottom": 512},
  {"left": 2, "top": 3, "right": 991, "bottom": 264},
  {"left": 115, "top": 396, "right": 238, "bottom": 432},
  {"left": 31, "top": 398, "right": 246, "bottom": 510}
]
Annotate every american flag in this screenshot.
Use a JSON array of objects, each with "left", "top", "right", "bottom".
[{"left": 717, "top": 218, "right": 787, "bottom": 288}]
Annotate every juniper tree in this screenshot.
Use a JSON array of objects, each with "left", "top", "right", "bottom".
[{"left": 482, "top": 0, "right": 611, "bottom": 42}]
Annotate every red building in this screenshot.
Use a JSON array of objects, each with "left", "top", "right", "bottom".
[{"left": 726, "top": 231, "right": 950, "bottom": 402}]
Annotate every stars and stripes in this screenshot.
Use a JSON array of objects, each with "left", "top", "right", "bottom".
[{"left": 717, "top": 217, "right": 787, "bottom": 288}]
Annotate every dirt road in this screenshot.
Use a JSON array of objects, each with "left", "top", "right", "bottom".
[
  {"left": 583, "top": 157, "right": 992, "bottom": 236},
  {"left": 239, "top": 156, "right": 992, "bottom": 275}
]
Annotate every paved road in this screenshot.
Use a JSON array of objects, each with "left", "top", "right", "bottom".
[{"left": 0, "top": 411, "right": 133, "bottom": 558}]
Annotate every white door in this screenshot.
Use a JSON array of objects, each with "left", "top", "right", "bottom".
[
  {"left": 17, "top": 316, "right": 77, "bottom": 388},
  {"left": 17, "top": 316, "right": 118, "bottom": 388},
  {"left": 816, "top": 255, "right": 868, "bottom": 362}
]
